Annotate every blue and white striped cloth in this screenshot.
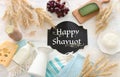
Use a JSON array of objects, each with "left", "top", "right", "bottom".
[
  {"left": 56, "top": 54, "right": 85, "bottom": 77},
  {"left": 46, "top": 57, "right": 65, "bottom": 77}
]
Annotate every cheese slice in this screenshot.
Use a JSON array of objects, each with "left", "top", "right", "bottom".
[{"left": 0, "top": 41, "right": 18, "bottom": 67}]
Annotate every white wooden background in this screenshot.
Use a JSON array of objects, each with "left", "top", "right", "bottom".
[{"left": 0, "top": 0, "right": 120, "bottom": 77}]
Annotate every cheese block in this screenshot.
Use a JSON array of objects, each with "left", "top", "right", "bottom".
[
  {"left": 0, "top": 41, "right": 18, "bottom": 67},
  {"left": 78, "top": 3, "right": 99, "bottom": 16}
]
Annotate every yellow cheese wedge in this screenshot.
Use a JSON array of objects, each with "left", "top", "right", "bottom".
[{"left": 0, "top": 41, "right": 18, "bottom": 67}]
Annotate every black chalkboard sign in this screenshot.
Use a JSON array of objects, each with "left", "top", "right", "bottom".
[{"left": 48, "top": 21, "right": 88, "bottom": 54}]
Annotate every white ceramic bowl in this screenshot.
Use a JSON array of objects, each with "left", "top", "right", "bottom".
[{"left": 97, "top": 31, "right": 120, "bottom": 55}]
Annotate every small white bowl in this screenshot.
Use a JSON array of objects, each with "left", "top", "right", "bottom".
[{"left": 97, "top": 31, "right": 120, "bottom": 55}]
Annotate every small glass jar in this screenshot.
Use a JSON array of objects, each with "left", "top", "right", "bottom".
[{"left": 6, "top": 25, "right": 22, "bottom": 41}]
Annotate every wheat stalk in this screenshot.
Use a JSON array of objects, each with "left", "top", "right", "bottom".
[
  {"left": 96, "top": 3, "right": 113, "bottom": 34},
  {"left": 3, "top": 0, "right": 55, "bottom": 30},
  {"left": 78, "top": 55, "right": 118, "bottom": 77}
]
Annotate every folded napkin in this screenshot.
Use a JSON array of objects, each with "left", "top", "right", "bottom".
[
  {"left": 46, "top": 52, "right": 73, "bottom": 77},
  {"left": 57, "top": 54, "right": 85, "bottom": 77},
  {"left": 46, "top": 57, "right": 64, "bottom": 77}
]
